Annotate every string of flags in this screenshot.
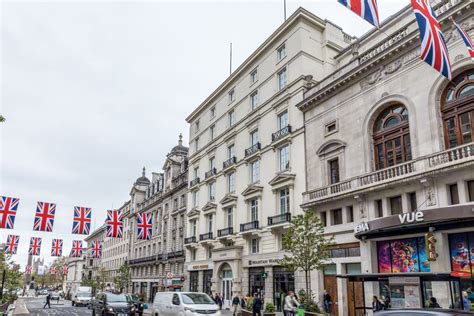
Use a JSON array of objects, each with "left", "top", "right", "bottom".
[
  {"left": 21, "top": 264, "right": 69, "bottom": 275},
  {"left": 337, "top": 0, "right": 473, "bottom": 80}
]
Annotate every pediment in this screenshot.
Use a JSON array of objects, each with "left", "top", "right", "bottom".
[
  {"left": 187, "top": 208, "right": 200, "bottom": 218},
  {"left": 316, "top": 140, "right": 346, "bottom": 157},
  {"left": 268, "top": 172, "right": 296, "bottom": 187},
  {"left": 202, "top": 201, "right": 217, "bottom": 212},
  {"left": 241, "top": 184, "right": 264, "bottom": 197},
  {"left": 219, "top": 194, "right": 238, "bottom": 205}
]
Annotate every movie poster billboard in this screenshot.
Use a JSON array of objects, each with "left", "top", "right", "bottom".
[
  {"left": 377, "top": 237, "right": 430, "bottom": 273},
  {"left": 449, "top": 232, "right": 474, "bottom": 274}
]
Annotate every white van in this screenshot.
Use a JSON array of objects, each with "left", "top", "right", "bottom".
[{"left": 152, "top": 292, "right": 219, "bottom": 316}]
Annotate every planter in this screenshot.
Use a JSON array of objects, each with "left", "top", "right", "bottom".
[
  {"left": 304, "top": 312, "right": 326, "bottom": 316},
  {"left": 241, "top": 309, "right": 276, "bottom": 316},
  {"left": 264, "top": 313, "right": 276, "bottom": 316}
]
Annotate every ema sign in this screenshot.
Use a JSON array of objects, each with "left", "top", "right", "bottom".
[
  {"left": 398, "top": 211, "right": 424, "bottom": 224},
  {"left": 354, "top": 222, "right": 369, "bottom": 234}
]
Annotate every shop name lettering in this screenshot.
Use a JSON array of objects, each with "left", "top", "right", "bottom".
[
  {"left": 398, "top": 211, "right": 424, "bottom": 224},
  {"left": 249, "top": 259, "right": 281, "bottom": 265}
]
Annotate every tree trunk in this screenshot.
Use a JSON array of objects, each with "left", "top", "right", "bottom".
[{"left": 305, "top": 269, "right": 309, "bottom": 297}]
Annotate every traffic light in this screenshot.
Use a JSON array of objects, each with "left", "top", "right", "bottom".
[{"left": 425, "top": 232, "right": 438, "bottom": 261}]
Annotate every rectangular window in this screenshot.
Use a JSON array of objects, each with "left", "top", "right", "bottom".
[
  {"left": 193, "top": 167, "right": 199, "bottom": 180},
  {"left": 226, "top": 207, "right": 233, "bottom": 228},
  {"left": 279, "top": 188, "right": 290, "bottom": 214},
  {"left": 195, "top": 120, "right": 200, "bottom": 132},
  {"left": 375, "top": 200, "right": 383, "bottom": 218},
  {"left": 449, "top": 183, "right": 459, "bottom": 205},
  {"left": 191, "top": 220, "right": 197, "bottom": 236},
  {"left": 390, "top": 196, "right": 402, "bottom": 215},
  {"left": 468, "top": 180, "right": 474, "bottom": 202},
  {"left": 207, "top": 214, "right": 213, "bottom": 233},
  {"left": 250, "top": 68, "right": 258, "bottom": 83},
  {"left": 227, "top": 144, "right": 235, "bottom": 159},
  {"left": 277, "top": 44, "right": 286, "bottom": 61},
  {"left": 408, "top": 192, "right": 417, "bottom": 212},
  {"left": 332, "top": 208, "right": 343, "bottom": 225},
  {"left": 250, "top": 130, "right": 259, "bottom": 146},
  {"left": 279, "top": 145, "right": 289, "bottom": 171},
  {"left": 191, "top": 249, "right": 196, "bottom": 261},
  {"left": 208, "top": 182, "right": 216, "bottom": 201},
  {"left": 321, "top": 211, "right": 327, "bottom": 227},
  {"left": 228, "top": 89, "right": 235, "bottom": 103},
  {"left": 347, "top": 206, "right": 354, "bottom": 223},
  {"left": 228, "top": 110, "right": 235, "bottom": 127},
  {"left": 210, "top": 106, "right": 215, "bottom": 118},
  {"left": 278, "top": 111, "right": 289, "bottom": 130},
  {"left": 207, "top": 246, "right": 212, "bottom": 259},
  {"left": 192, "top": 191, "right": 198, "bottom": 208},
  {"left": 194, "top": 137, "right": 199, "bottom": 152},
  {"left": 250, "top": 160, "right": 260, "bottom": 183},
  {"left": 209, "top": 157, "right": 215, "bottom": 170},
  {"left": 251, "top": 238, "right": 260, "bottom": 254},
  {"left": 328, "top": 158, "right": 340, "bottom": 184},
  {"left": 227, "top": 172, "right": 235, "bottom": 193},
  {"left": 209, "top": 125, "right": 215, "bottom": 141},
  {"left": 250, "top": 91, "right": 259, "bottom": 110},
  {"left": 325, "top": 121, "right": 337, "bottom": 135},
  {"left": 278, "top": 68, "right": 287, "bottom": 90},
  {"left": 250, "top": 199, "right": 259, "bottom": 221}
]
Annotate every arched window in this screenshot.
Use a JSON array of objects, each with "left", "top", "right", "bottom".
[
  {"left": 441, "top": 70, "right": 474, "bottom": 148},
  {"left": 373, "top": 104, "right": 411, "bottom": 170}
]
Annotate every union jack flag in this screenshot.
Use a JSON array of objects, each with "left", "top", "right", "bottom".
[
  {"left": 51, "top": 239, "right": 63, "bottom": 257},
  {"left": 70, "top": 240, "right": 83, "bottom": 258},
  {"left": 4, "top": 235, "right": 19, "bottom": 254},
  {"left": 105, "top": 210, "right": 123, "bottom": 238},
  {"left": 137, "top": 212, "right": 153, "bottom": 240},
  {"left": 72, "top": 206, "right": 91, "bottom": 235},
  {"left": 91, "top": 240, "right": 102, "bottom": 259},
  {"left": 0, "top": 196, "right": 19, "bottom": 229},
  {"left": 452, "top": 19, "right": 474, "bottom": 61},
  {"left": 338, "top": 0, "right": 380, "bottom": 28},
  {"left": 50, "top": 266, "right": 56, "bottom": 274},
  {"left": 33, "top": 201, "right": 56, "bottom": 232},
  {"left": 25, "top": 265, "right": 32, "bottom": 274},
  {"left": 62, "top": 265, "right": 68, "bottom": 275},
  {"left": 28, "top": 237, "right": 42, "bottom": 256},
  {"left": 411, "top": 0, "right": 452, "bottom": 80}
]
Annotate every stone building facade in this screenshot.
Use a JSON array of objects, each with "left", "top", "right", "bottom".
[
  {"left": 183, "top": 8, "right": 352, "bottom": 309},
  {"left": 129, "top": 136, "right": 188, "bottom": 302},
  {"left": 297, "top": 0, "right": 474, "bottom": 315},
  {"left": 83, "top": 225, "right": 105, "bottom": 286}
]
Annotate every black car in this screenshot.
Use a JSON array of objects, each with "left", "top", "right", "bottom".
[
  {"left": 91, "top": 292, "right": 135, "bottom": 316},
  {"left": 126, "top": 294, "right": 144, "bottom": 316}
]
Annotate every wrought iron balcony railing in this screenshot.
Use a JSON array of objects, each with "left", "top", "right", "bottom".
[
  {"left": 217, "top": 227, "right": 234, "bottom": 237},
  {"left": 223, "top": 156, "right": 237, "bottom": 169},
  {"left": 184, "top": 236, "right": 196, "bottom": 244},
  {"left": 199, "top": 232, "right": 214, "bottom": 241},
  {"left": 268, "top": 213, "right": 291, "bottom": 226},
  {"left": 189, "top": 178, "right": 200, "bottom": 187},
  {"left": 240, "top": 220, "right": 259, "bottom": 232},
  {"left": 245, "top": 143, "right": 261, "bottom": 157},
  {"left": 272, "top": 125, "right": 292, "bottom": 142},
  {"left": 205, "top": 168, "right": 217, "bottom": 179}
]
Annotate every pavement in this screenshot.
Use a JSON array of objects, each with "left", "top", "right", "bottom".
[{"left": 13, "top": 297, "right": 91, "bottom": 316}]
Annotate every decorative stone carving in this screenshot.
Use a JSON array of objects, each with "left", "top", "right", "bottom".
[{"left": 354, "top": 194, "right": 367, "bottom": 219}]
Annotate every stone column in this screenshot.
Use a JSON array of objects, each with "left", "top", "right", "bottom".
[
  {"left": 264, "top": 267, "right": 273, "bottom": 306},
  {"left": 336, "top": 263, "right": 346, "bottom": 316}
]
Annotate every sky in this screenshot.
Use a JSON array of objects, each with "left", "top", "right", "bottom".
[{"left": 0, "top": 0, "right": 408, "bottom": 268}]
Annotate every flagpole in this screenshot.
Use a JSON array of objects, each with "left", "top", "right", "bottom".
[
  {"left": 229, "top": 43, "right": 233, "bottom": 75},
  {"left": 284, "top": 0, "right": 287, "bottom": 21}
]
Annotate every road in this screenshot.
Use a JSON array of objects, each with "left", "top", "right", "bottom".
[{"left": 15, "top": 297, "right": 91, "bottom": 316}]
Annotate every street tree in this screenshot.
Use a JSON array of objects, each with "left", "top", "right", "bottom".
[
  {"left": 114, "top": 264, "right": 131, "bottom": 293},
  {"left": 0, "top": 251, "right": 23, "bottom": 303},
  {"left": 0, "top": 115, "right": 5, "bottom": 123},
  {"left": 280, "top": 210, "right": 334, "bottom": 296}
]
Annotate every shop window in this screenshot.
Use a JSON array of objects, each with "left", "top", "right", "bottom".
[
  {"left": 373, "top": 104, "right": 411, "bottom": 170},
  {"left": 347, "top": 205, "right": 354, "bottom": 223},
  {"left": 467, "top": 180, "right": 474, "bottom": 202},
  {"left": 441, "top": 70, "right": 474, "bottom": 149},
  {"left": 332, "top": 208, "right": 342, "bottom": 225},
  {"left": 321, "top": 211, "right": 327, "bottom": 227},
  {"left": 377, "top": 237, "right": 430, "bottom": 273},
  {"left": 390, "top": 196, "right": 403, "bottom": 215},
  {"left": 408, "top": 192, "right": 417, "bottom": 212},
  {"left": 346, "top": 263, "right": 361, "bottom": 275},
  {"left": 375, "top": 199, "right": 383, "bottom": 218},
  {"left": 449, "top": 183, "right": 460, "bottom": 205},
  {"left": 189, "top": 271, "right": 199, "bottom": 292}
]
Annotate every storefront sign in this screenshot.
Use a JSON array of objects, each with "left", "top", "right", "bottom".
[
  {"left": 354, "top": 222, "right": 369, "bottom": 234},
  {"left": 187, "top": 263, "right": 214, "bottom": 271},
  {"left": 398, "top": 211, "right": 424, "bottom": 224},
  {"left": 248, "top": 258, "right": 281, "bottom": 266}
]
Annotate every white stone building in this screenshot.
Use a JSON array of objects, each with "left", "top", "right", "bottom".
[
  {"left": 64, "top": 256, "right": 85, "bottom": 298},
  {"left": 297, "top": 0, "right": 473, "bottom": 315},
  {"left": 184, "top": 7, "right": 352, "bottom": 309}
]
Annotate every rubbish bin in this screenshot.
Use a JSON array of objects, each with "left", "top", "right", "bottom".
[{"left": 297, "top": 306, "right": 305, "bottom": 316}]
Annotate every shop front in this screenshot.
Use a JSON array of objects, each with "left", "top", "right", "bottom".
[
  {"left": 203, "top": 269, "right": 213, "bottom": 295},
  {"left": 273, "top": 266, "right": 295, "bottom": 312}
]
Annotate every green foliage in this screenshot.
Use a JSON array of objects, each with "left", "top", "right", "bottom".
[
  {"left": 246, "top": 297, "right": 254, "bottom": 310},
  {"left": 114, "top": 264, "right": 131, "bottom": 293},
  {"left": 0, "top": 251, "right": 23, "bottom": 304},
  {"left": 298, "top": 289, "right": 321, "bottom": 313},
  {"left": 280, "top": 211, "right": 334, "bottom": 294},
  {"left": 0, "top": 115, "right": 5, "bottom": 123},
  {"left": 264, "top": 302, "right": 275, "bottom": 312},
  {"left": 81, "top": 267, "right": 107, "bottom": 294}
]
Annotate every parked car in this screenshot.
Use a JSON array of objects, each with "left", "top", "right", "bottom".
[
  {"left": 126, "top": 294, "right": 145, "bottom": 316},
  {"left": 91, "top": 292, "right": 135, "bottom": 316},
  {"left": 50, "top": 291, "right": 60, "bottom": 301},
  {"left": 72, "top": 286, "right": 92, "bottom": 306},
  {"left": 376, "top": 309, "right": 474, "bottom": 315},
  {"left": 152, "top": 292, "right": 219, "bottom": 316}
]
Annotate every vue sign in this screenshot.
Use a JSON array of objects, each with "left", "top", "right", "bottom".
[{"left": 398, "top": 211, "right": 424, "bottom": 224}]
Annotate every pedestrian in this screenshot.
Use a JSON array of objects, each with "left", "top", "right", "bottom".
[
  {"left": 43, "top": 292, "right": 51, "bottom": 309},
  {"left": 428, "top": 297, "right": 441, "bottom": 308},
  {"left": 372, "top": 296, "right": 383, "bottom": 312},
  {"left": 215, "top": 293, "right": 222, "bottom": 310},
  {"left": 463, "top": 291, "right": 470, "bottom": 311},
  {"left": 240, "top": 294, "right": 246, "bottom": 310},
  {"left": 283, "top": 291, "right": 300, "bottom": 316},
  {"left": 232, "top": 294, "right": 241, "bottom": 315},
  {"left": 323, "top": 289, "right": 332, "bottom": 313},
  {"left": 252, "top": 293, "right": 262, "bottom": 316},
  {"left": 383, "top": 296, "right": 391, "bottom": 310},
  {"left": 219, "top": 293, "right": 224, "bottom": 310}
]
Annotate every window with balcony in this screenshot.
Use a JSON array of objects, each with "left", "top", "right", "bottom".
[
  {"left": 207, "top": 214, "right": 213, "bottom": 233},
  {"left": 449, "top": 183, "right": 459, "bottom": 205},
  {"left": 208, "top": 182, "right": 216, "bottom": 201},
  {"left": 441, "top": 70, "right": 474, "bottom": 148},
  {"left": 279, "top": 145, "right": 289, "bottom": 171},
  {"left": 277, "top": 44, "right": 286, "bottom": 61},
  {"left": 227, "top": 172, "right": 236, "bottom": 193},
  {"left": 228, "top": 110, "right": 235, "bottom": 127},
  {"left": 250, "top": 199, "right": 258, "bottom": 221},
  {"left": 250, "top": 238, "right": 260, "bottom": 254},
  {"left": 250, "top": 160, "right": 260, "bottom": 183},
  {"left": 251, "top": 130, "right": 259, "bottom": 146},
  {"left": 227, "top": 144, "right": 235, "bottom": 159},
  {"left": 209, "top": 157, "right": 215, "bottom": 170},
  {"left": 191, "top": 220, "right": 197, "bottom": 237},
  {"left": 373, "top": 104, "right": 411, "bottom": 170},
  {"left": 226, "top": 207, "right": 233, "bottom": 228},
  {"left": 209, "top": 125, "right": 215, "bottom": 141},
  {"left": 250, "top": 68, "right": 258, "bottom": 84},
  {"left": 390, "top": 196, "right": 402, "bottom": 215},
  {"left": 278, "top": 68, "right": 287, "bottom": 90},
  {"left": 332, "top": 208, "right": 342, "bottom": 225},
  {"left": 193, "top": 167, "right": 199, "bottom": 180},
  {"left": 250, "top": 91, "right": 259, "bottom": 110},
  {"left": 279, "top": 188, "right": 290, "bottom": 214},
  {"left": 278, "top": 110, "right": 289, "bottom": 130},
  {"left": 328, "top": 158, "right": 340, "bottom": 184}
]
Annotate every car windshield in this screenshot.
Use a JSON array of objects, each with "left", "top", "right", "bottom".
[
  {"left": 77, "top": 293, "right": 90, "bottom": 297},
  {"left": 181, "top": 293, "right": 214, "bottom": 305},
  {"left": 107, "top": 294, "right": 129, "bottom": 302}
]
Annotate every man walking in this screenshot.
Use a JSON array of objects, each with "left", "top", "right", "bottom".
[
  {"left": 43, "top": 292, "right": 51, "bottom": 309},
  {"left": 252, "top": 293, "right": 262, "bottom": 316},
  {"left": 232, "top": 294, "right": 241, "bottom": 315}
]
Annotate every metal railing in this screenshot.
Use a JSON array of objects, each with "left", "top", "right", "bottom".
[
  {"left": 184, "top": 236, "right": 196, "bottom": 244},
  {"left": 217, "top": 227, "right": 234, "bottom": 237},
  {"left": 272, "top": 125, "right": 292, "bottom": 142},
  {"left": 268, "top": 213, "right": 291, "bottom": 226},
  {"left": 240, "top": 220, "right": 259, "bottom": 232},
  {"left": 223, "top": 156, "right": 237, "bottom": 169},
  {"left": 189, "top": 178, "right": 200, "bottom": 187},
  {"left": 245, "top": 143, "right": 261, "bottom": 156},
  {"left": 205, "top": 168, "right": 217, "bottom": 179},
  {"left": 199, "top": 232, "right": 214, "bottom": 241}
]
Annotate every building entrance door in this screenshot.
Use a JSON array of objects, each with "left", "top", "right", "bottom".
[
  {"left": 324, "top": 275, "right": 339, "bottom": 316},
  {"left": 222, "top": 278, "right": 233, "bottom": 308}
]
